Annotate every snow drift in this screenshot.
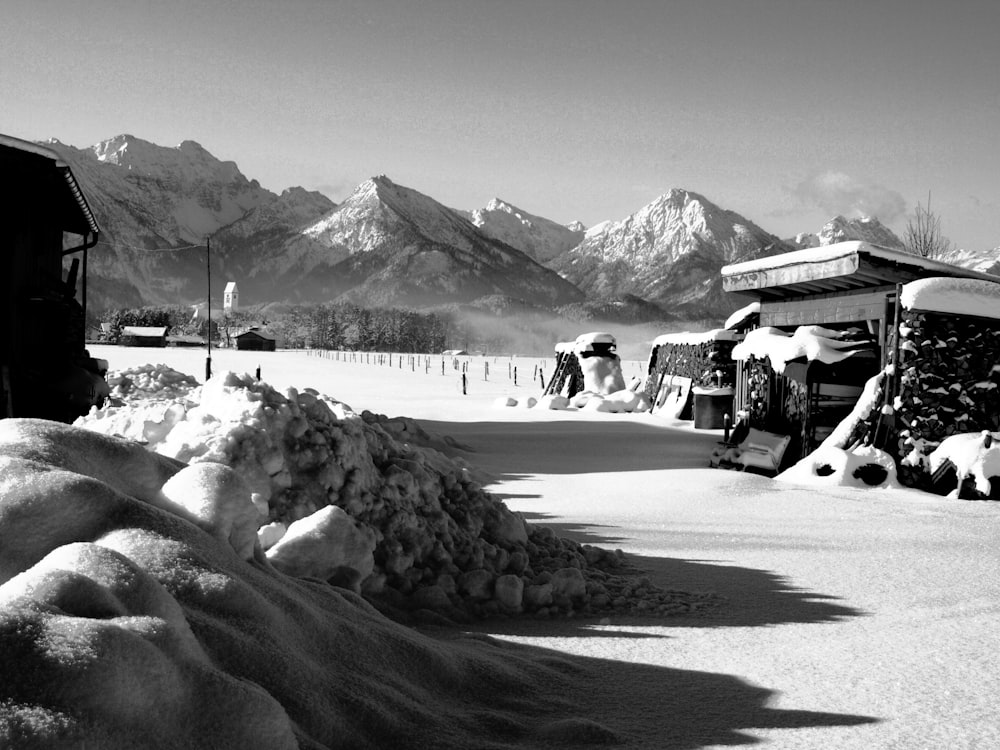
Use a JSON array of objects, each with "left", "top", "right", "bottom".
[{"left": 0, "top": 365, "right": 716, "bottom": 747}]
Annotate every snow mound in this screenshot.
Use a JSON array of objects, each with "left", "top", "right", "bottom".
[
  {"left": 77, "top": 366, "right": 715, "bottom": 622},
  {"left": 928, "top": 431, "right": 1000, "bottom": 499},
  {"left": 777, "top": 444, "right": 901, "bottom": 489},
  {"left": 0, "top": 419, "right": 634, "bottom": 749}
]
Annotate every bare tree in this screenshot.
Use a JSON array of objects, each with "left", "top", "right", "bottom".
[{"left": 904, "top": 192, "right": 952, "bottom": 259}]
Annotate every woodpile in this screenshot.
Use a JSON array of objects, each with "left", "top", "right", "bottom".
[
  {"left": 894, "top": 311, "right": 1000, "bottom": 493},
  {"left": 643, "top": 338, "right": 737, "bottom": 401}
]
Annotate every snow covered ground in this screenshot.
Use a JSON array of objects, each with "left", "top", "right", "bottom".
[{"left": 6, "top": 344, "right": 1000, "bottom": 749}]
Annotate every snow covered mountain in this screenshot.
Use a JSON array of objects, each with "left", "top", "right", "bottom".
[
  {"left": 790, "top": 215, "right": 905, "bottom": 250},
  {"left": 466, "top": 198, "right": 585, "bottom": 263},
  {"left": 546, "top": 189, "right": 788, "bottom": 319},
  {"left": 47, "top": 135, "right": 313, "bottom": 309},
  {"left": 292, "top": 176, "right": 584, "bottom": 308},
  {"left": 937, "top": 245, "right": 1000, "bottom": 275}
]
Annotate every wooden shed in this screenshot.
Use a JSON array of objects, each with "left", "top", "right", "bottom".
[
  {"left": 721, "top": 241, "right": 1000, "bottom": 460},
  {"left": 236, "top": 329, "right": 277, "bottom": 351},
  {"left": 119, "top": 326, "right": 168, "bottom": 347},
  {"left": 1, "top": 134, "right": 109, "bottom": 421}
]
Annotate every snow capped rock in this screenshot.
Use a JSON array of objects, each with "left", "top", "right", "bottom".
[
  {"left": 296, "top": 175, "right": 585, "bottom": 308},
  {"left": 790, "top": 215, "right": 904, "bottom": 250},
  {"left": 548, "top": 188, "right": 786, "bottom": 320},
  {"left": 469, "top": 197, "right": 585, "bottom": 263},
  {"left": 936, "top": 245, "right": 1000, "bottom": 275},
  {"left": 45, "top": 135, "right": 279, "bottom": 308}
]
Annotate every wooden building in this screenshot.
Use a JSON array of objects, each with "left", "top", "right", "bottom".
[
  {"left": 1, "top": 134, "right": 109, "bottom": 421},
  {"left": 118, "top": 326, "right": 168, "bottom": 347},
  {"left": 720, "top": 241, "right": 1000, "bottom": 461},
  {"left": 236, "top": 329, "right": 277, "bottom": 351}
]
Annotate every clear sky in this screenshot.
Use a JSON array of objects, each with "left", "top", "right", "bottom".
[{"left": 3, "top": 0, "right": 998, "bottom": 250}]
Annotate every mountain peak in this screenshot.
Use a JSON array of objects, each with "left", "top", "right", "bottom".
[
  {"left": 791, "top": 214, "right": 904, "bottom": 250},
  {"left": 549, "top": 187, "right": 784, "bottom": 319},
  {"left": 470, "top": 196, "right": 585, "bottom": 263}
]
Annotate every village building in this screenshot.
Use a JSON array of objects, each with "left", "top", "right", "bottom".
[
  {"left": 224, "top": 281, "right": 239, "bottom": 313},
  {"left": 118, "top": 326, "right": 168, "bottom": 347},
  {"left": 235, "top": 328, "right": 278, "bottom": 352}
]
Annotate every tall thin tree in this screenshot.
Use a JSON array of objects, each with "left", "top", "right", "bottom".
[{"left": 904, "top": 192, "right": 952, "bottom": 259}]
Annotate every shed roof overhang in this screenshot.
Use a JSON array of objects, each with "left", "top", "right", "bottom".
[
  {"left": 0, "top": 134, "right": 100, "bottom": 238},
  {"left": 721, "top": 241, "right": 999, "bottom": 301}
]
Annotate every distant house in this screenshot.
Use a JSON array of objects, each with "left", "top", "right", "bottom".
[
  {"left": 119, "top": 326, "right": 168, "bottom": 347},
  {"left": 236, "top": 329, "right": 277, "bottom": 351},
  {"left": 224, "top": 281, "right": 239, "bottom": 313},
  {"left": 166, "top": 334, "right": 205, "bottom": 347}
]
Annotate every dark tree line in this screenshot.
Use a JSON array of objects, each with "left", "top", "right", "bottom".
[
  {"left": 98, "top": 303, "right": 452, "bottom": 353},
  {"left": 271, "top": 304, "right": 450, "bottom": 352}
]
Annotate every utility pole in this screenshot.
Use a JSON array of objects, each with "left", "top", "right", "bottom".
[{"left": 205, "top": 236, "right": 212, "bottom": 380}]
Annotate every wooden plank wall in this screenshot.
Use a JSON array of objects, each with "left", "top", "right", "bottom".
[{"left": 760, "top": 287, "right": 894, "bottom": 327}]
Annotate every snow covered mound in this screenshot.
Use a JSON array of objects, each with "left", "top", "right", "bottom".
[
  {"left": 77, "top": 366, "right": 715, "bottom": 621},
  {"left": 0, "top": 419, "right": 631, "bottom": 749}
]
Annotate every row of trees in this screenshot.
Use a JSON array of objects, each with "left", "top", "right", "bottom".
[
  {"left": 97, "top": 303, "right": 456, "bottom": 353},
  {"left": 267, "top": 304, "right": 451, "bottom": 352}
]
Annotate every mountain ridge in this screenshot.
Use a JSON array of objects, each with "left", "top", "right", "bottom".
[{"left": 38, "top": 134, "right": 1000, "bottom": 324}]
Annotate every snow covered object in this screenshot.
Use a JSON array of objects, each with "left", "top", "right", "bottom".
[
  {"left": 540, "top": 333, "right": 648, "bottom": 413},
  {"left": 78, "top": 366, "right": 708, "bottom": 618},
  {"left": 0, "top": 419, "right": 653, "bottom": 749},
  {"left": 644, "top": 329, "right": 739, "bottom": 407},
  {"left": 893, "top": 278, "right": 1000, "bottom": 495}
]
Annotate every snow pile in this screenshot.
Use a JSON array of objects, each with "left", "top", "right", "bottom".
[
  {"left": 777, "top": 444, "right": 901, "bottom": 489},
  {"left": 900, "top": 277, "right": 1000, "bottom": 320},
  {"left": 927, "top": 431, "right": 1000, "bottom": 499},
  {"left": 79, "top": 366, "right": 710, "bottom": 620},
  {"left": 731, "top": 325, "right": 875, "bottom": 372},
  {"left": 0, "top": 419, "right": 623, "bottom": 749}
]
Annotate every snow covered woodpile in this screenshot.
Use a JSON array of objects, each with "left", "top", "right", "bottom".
[
  {"left": 0, "top": 420, "right": 647, "bottom": 749},
  {"left": 537, "top": 332, "right": 648, "bottom": 413},
  {"left": 892, "top": 278, "right": 1000, "bottom": 494},
  {"left": 77, "top": 365, "right": 712, "bottom": 619},
  {"left": 545, "top": 332, "right": 623, "bottom": 397},
  {"left": 542, "top": 340, "right": 584, "bottom": 397},
  {"left": 643, "top": 329, "right": 739, "bottom": 402}
]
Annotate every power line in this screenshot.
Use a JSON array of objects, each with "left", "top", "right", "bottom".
[{"left": 93, "top": 239, "right": 206, "bottom": 253}]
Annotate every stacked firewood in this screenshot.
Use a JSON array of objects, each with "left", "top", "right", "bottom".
[
  {"left": 894, "top": 311, "right": 1000, "bottom": 489},
  {"left": 643, "top": 339, "right": 737, "bottom": 400}
]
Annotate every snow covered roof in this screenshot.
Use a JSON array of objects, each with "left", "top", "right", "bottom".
[
  {"left": 575, "top": 331, "right": 616, "bottom": 347},
  {"left": 722, "top": 241, "right": 999, "bottom": 300},
  {"left": 554, "top": 332, "right": 616, "bottom": 355},
  {"left": 224, "top": 281, "right": 238, "bottom": 293},
  {"left": 900, "top": 277, "right": 1000, "bottom": 319},
  {"left": 731, "top": 325, "right": 875, "bottom": 372},
  {"left": 651, "top": 329, "right": 738, "bottom": 347},
  {"left": 121, "top": 326, "right": 168, "bottom": 337},
  {"left": 237, "top": 329, "right": 277, "bottom": 340},
  {"left": 0, "top": 133, "right": 100, "bottom": 237},
  {"left": 724, "top": 301, "right": 760, "bottom": 331}
]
